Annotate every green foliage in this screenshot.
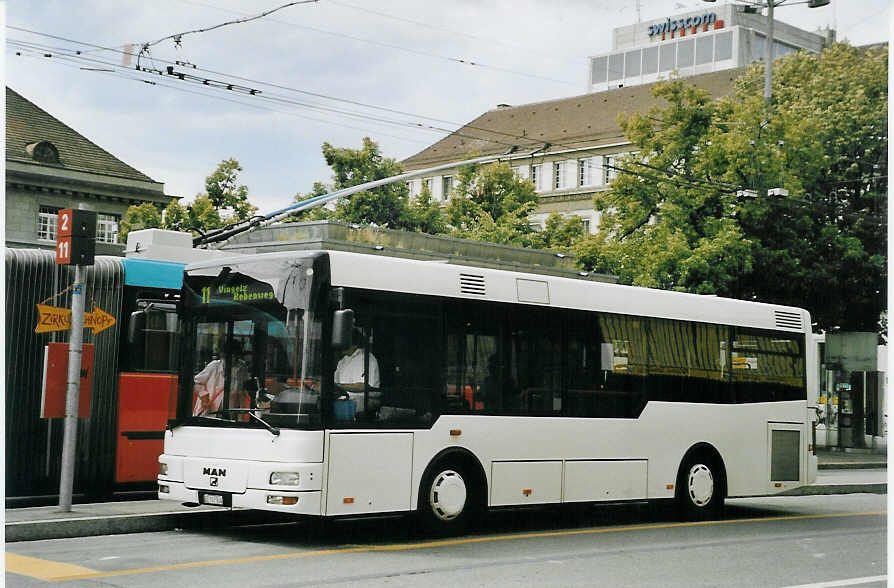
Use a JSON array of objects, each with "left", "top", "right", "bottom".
[
  {"left": 119, "top": 202, "right": 163, "bottom": 242},
  {"left": 531, "top": 213, "right": 589, "bottom": 252},
  {"left": 592, "top": 43, "right": 886, "bottom": 331},
  {"left": 407, "top": 183, "right": 448, "bottom": 235},
  {"left": 445, "top": 161, "right": 539, "bottom": 246},
  {"left": 288, "top": 182, "right": 332, "bottom": 222},
  {"left": 322, "top": 138, "right": 414, "bottom": 229},
  {"left": 204, "top": 158, "right": 258, "bottom": 221}
]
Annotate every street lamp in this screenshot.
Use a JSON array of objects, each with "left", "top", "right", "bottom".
[{"left": 702, "top": 0, "right": 831, "bottom": 103}]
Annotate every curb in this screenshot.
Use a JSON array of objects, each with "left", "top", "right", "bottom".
[
  {"left": 780, "top": 483, "right": 887, "bottom": 496},
  {"left": 5, "top": 509, "right": 282, "bottom": 543}
]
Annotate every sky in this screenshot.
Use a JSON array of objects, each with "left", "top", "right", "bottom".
[{"left": 5, "top": 0, "right": 889, "bottom": 214}]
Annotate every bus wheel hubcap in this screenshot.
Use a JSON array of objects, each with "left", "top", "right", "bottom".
[
  {"left": 688, "top": 464, "right": 714, "bottom": 507},
  {"left": 430, "top": 470, "right": 466, "bottom": 521}
]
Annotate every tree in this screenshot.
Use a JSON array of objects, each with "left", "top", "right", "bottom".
[
  {"left": 322, "top": 138, "right": 414, "bottom": 229},
  {"left": 445, "top": 161, "right": 540, "bottom": 246},
  {"left": 588, "top": 43, "right": 886, "bottom": 331},
  {"left": 204, "top": 158, "right": 258, "bottom": 221},
  {"left": 531, "top": 213, "right": 589, "bottom": 252},
  {"left": 120, "top": 158, "right": 257, "bottom": 239},
  {"left": 119, "top": 202, "right": 163, "bottom": 242}
]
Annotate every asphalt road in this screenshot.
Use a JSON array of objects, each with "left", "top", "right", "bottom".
[{"left": 6, "top": 494, "right": 886, "bottom": 587}]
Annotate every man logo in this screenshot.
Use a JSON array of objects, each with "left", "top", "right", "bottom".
[
  {"left": 209, "top": 477, "right": 219, "bottom": 487},
  {"left": 203, "top": 467, "right": 227, "bottom": 477}
]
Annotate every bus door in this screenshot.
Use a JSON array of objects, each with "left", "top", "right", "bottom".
[{"left": 116, "top": 299, "right": 179, "bottom": 483}]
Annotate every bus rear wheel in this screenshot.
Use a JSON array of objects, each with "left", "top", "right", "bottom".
[
  {"left": 418, "top": 461, "right": 477, "bottom": 536},
  {"left": 676, "top": 454, "right": 724, "bottom": 521}
]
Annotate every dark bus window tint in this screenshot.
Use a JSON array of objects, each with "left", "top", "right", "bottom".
[
  {"left": 564, "top": 312, "right": 603, "bottom": 417},
  {"left": 505, "top": 306, "right": 562, "bottom": 415},
  {"left": 731, "top": 329, "right": 805, "bottom": 402},
  {"left": 127, "top": 306, "right": 179, "bottom": 372},
  {"left": 598, "top": 314, "right": 648, "bottom": 417},
  {"left": 338, "top": 290, "right": 442, "bottom": 427},
  {"left": 445, "top": 301, "right": 500, "bottom": 414},
  {"left": 647, "top": 320, "right": 730, "bottom": 404}
]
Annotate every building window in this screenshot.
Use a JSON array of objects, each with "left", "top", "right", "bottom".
[
  {"left": 582, "top": 219, "right": 591, "bottom": 234},
  {"left": 625, "top": 49, "right": 642, "bottom": 78},
  {"left": 554, "top": 162, "right": 565, "bottom": 190},
  {"left": 643, "top": 46, "right": 659, "bottom": 74},
  {"left": 579, "top": 158, "right": 595, "bottom": 187},
  {"left": 591, "top": 56, "right": 608, "bottom": 84},
  {"left": 677, "top": 39, "right": 694, "bottom": 68},
  {"left": 423, "top": 178, "right": 433, "bottom": 193},
  {"left": 715, "top": 31, "right": 733, "bottom": 61},
  {"left": 696, "top": 35, "right": 714, "bottom": 64},
  {"left": 604, "top": 155, "right": 619, "bottom": 183},
  {"left": 442, "top": 176, "right": 454, "bottom": 201},
  {"left": 531, "top": 164, "right": 542, "bottom": 191},
  {"left": 96, "top": 213, "right": 120, "bottom": 244},
  {"left": 608, "top": 53, "right": 625, "bottom": 82},
  {"left": 659, "top": 43, "right": 676, "bottom": 72},
  {"left": 37, "top": 206, "right": 60, "bottom": 241}
]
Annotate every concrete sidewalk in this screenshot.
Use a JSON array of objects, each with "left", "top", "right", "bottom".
[{"left": 5, "top": 462, "right": 886, "bottom": 543}]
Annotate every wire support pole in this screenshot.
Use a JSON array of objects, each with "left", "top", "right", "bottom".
[
  {"left": 58, "top": 265, "right": 86, "bottom": 512},
  {"left": 765, "top": 1, "right": 775, "bottom": 104}
]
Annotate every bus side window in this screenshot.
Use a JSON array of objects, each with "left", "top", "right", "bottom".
[{"left": 125, "top": 305, "right": 179, "bottom": 372}]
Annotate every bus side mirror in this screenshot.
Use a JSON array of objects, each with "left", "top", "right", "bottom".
[
  {"left": 127, "top": 310, "right": 147, "bottom": 345},
  {"left": 332, "top": 309, "right": 354, "bottom": 350}
]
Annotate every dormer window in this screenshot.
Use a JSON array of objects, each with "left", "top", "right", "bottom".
[{"left": 26, "top": 141, "right": 60, "bottom": 164}]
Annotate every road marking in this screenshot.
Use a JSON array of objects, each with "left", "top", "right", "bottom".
[
  {"left": 9, "top": 510, "right": 885, "bottom": 582},
  {"left": 780, "top": 575, "right": 888, "bottom": 588},
  {"left": 5, "top": 554, "right": 98, "bottom": 581}
]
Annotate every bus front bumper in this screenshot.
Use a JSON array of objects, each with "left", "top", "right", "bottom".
[{"left": 158, "top": 481, "right": 322, "bottom": 515}]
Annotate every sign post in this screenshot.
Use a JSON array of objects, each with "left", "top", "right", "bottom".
[{"left": 56, "top": 208, "right": 96, "bottom": 512}]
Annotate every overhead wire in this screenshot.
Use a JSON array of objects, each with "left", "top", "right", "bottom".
[
  {"left": 7, "top": 41, "right": 433, "bottom": 145},
  {"left": 326, "top": 0, "right": 585, "bottom": 68},
  {"left": 168, "top": 0, "right": 578, "bottom": 86},
  {"left": 9, "top": 34, "right": 743, "bottom": 196}
]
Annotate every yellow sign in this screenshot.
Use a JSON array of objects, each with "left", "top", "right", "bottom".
[{"left": 35, "top": 304, "right": 117, "bottom": 334}]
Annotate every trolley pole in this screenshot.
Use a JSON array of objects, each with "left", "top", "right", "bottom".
[{"left": 58, "top": 265, "right": 86, "bottom": 512}]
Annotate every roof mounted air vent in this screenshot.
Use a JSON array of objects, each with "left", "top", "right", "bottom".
[
  {"left": 459, "top": 273, "right": 486, "bottom": 296},
  {"left": 774, "top": 310, "right": 803, "bottom": 331}
]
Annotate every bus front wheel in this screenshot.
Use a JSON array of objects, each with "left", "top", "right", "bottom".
[
  {"left": 676, "top": 453, "right": 724, "bottom": 521},
  {"left": 418, "top": 460, "right": 477, "bottom": 536}
]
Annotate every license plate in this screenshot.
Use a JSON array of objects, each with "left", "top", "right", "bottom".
[{"left": 199, "top": 492, "right": 230, "bottom": 506}]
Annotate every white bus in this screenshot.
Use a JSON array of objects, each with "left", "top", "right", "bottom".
[{"left": 158, "top": 249, "right": 818, "bottom": 534}]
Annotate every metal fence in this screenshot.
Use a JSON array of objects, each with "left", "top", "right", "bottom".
[{"left": 5, "top": 249, "right": 124, "bottom": 498}]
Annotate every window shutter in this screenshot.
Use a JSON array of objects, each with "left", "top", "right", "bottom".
[{"left": 432, "top": 175, "right": 443, "bottom": 200}]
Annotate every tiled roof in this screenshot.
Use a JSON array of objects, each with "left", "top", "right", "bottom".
[
  {"left": 6, "top": 87, "right": 158, "bottom": 184},
  {"left": 402, "top": 68, "right": 744, "bottom": 170}
]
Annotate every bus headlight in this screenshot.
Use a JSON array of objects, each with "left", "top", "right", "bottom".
[
  {"left": 158, "top": 485, "right": 170, "bottom": 494},
  {"left": 159, "top": 462, "right": 168, "bottom": 476},
  {"left": 270, "top": 472, "right": 300, "bottom": 486}
]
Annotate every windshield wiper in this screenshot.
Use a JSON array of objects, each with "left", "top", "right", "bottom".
[{"left": 218, "top": 408, "right": 281, "bottom": 437}]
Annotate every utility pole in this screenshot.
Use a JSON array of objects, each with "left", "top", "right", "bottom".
[
  {"left": 55, "top": 207, "right": 96, "bottom": 512},
  {"left": 764, "top": 0, "right": 774, "bottom": 103},
  {"left": 58, "top": 265, "right": 86, "bottom": 512}
]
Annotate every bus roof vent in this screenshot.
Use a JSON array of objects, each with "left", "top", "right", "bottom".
[
  {"left": 774, "top": 310, "right": 803, "bottom": 330},
  {"left": 459, "top": 273, "right": 486, "bottom": 295}
]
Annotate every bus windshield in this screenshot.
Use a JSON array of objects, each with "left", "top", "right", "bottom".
[{"left": 179, "top": 255, "right": 326, "bottom": 429}]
